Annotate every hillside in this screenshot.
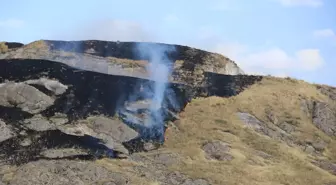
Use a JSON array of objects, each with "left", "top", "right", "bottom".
[
  {"left": 0, "top": 40, "right": 244, "bottom": 86},
  {"left": 0, "top": 40, "right": 335, "bottom": 185}
]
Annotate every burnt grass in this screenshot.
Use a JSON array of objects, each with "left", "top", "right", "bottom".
[{"left": 0, "top": 59, "right": 262, "bottom": 165}]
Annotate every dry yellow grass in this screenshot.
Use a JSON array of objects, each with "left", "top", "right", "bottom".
[
  {"left": 96, "top": 158, "right": 160, "bottom": 185},
  {"left": 0, "top": 42, "right": 8, "bottom": 53},
  {"left": 107, "top": 57, "right": 148, "bottom": 68},
  {"left": 161, "top": 76, "right": 336, "bottom": 185},
  {"left": 23, "top": 40, "right": 49, "bottom": 50},
  {"left": 99, "top": 76, "right": 336, "bottom": 184}
]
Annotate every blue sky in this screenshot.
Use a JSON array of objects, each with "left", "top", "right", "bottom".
[{"left": 1, "top": 0, "right": 335, "bottom": 86}]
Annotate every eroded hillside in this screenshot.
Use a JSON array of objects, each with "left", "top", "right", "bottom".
[{"left": 0, "top": 40, "right": 335, "bottom": 185}]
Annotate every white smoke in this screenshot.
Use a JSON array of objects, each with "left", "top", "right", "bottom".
[
  {"left": 117, "top": 42, "right": 177, "bottom": 142},
  {"left": 138, "top": 43, "right": 174, "bottom": 126}
]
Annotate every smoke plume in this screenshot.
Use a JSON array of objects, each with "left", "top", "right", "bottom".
[{"left": 118, "top": 42, "right": 178, "bottom": 143}]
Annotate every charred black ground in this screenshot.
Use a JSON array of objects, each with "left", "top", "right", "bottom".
[{"left": 0, "top": 58, "right": 262, "bottom": 165}]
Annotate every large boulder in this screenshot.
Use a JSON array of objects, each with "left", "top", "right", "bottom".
[
  {"left": 0, "top": 82, "right": 54, "bottom": 114},
  {"left": 57, "top": 116, "right": 139, "bottom": 155}
]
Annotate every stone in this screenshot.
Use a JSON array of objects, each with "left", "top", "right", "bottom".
[
  {"left": 312, "top": 101, "right": 336, "bottom": 137},
  {"left": 86, "top": 116, "right": 139, "bottom": 143},
  {"left": 23, "top": 78, "right": 68, "bottom": 95},
  {"left": 312, "top": 140, "right": 327, "bottom": 152},
  {"left": 153, "top": 153, "right": 181, "bottom": 166},
  {"left": 278, "top": 122, "right": 296, "bottom": 133},
  {"left": 237, "top": 112, "right": 298, "bottom": 147},
  {"left": 56, "top": 124, "right": 87, "bottom": 136},
  {"left": 40, "top": 148, "right": 89, "bottom": 159},
  {"left": 304, "top": 145, "right": 315, "bottom": 155},
  {"left": 312, "top": 160, "right": 336, "bottom": 176},
  {"left": 49, "top": 113, "right": 68, "bottom": 126},
  {"left": 316, "top": 85, "right": 336, "bottom": 101},
  {"left": 236, "top": 112, "right": 262, "bottom": 130},
  {"left": 0, "top": 120, "right": 15, "bottom": 142},
  {"left": 166, "top": 171, "right": 188, "bottom": 185},
  {"left": 19, "top": 138, "right": 32, "bottom": 146},
  {"left": 0, "top": 82, "right": 54, "bottom": 114},
  {"left": 202, "top": 140, "right": 233, "bottom": 161},
  {"left": 300, "top": 99, "right": 314, "bottom": 116},
  {"left": 8, "top": 160, "right": 128, "bottom": 185},
  {"left": 181, "top": 179, "right": 210, "bottom": 185},
  {"left": 57, "top": 116, "right": 139, "bottom": 155},
  {"left": 23, "top": 115, "right": 56, "bottom": 131}
]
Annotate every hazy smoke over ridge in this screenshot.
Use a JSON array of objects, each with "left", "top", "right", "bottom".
[{"left": 136, "top": 43, "right": 175, "bottom": 126}]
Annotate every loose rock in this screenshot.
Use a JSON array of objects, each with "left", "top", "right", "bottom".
[
  {"left": 0, "top": 120, "right": 15, "bottom": 142},
  {"left": 236, "top": 112, "right": 262, "bottom": 130},
  {"left": 23, "top": 78, "right": 68, "bottom": 95},
  {"left": 202, "top": 140, "right": 233, "bottom": 161},
  {"left": 49, "top": 113, "right": 68, "bottom": 126},
  {"left": 57, "top": 116, "right": 139, "bottom": 155},
  {"left": 23, "top": 115, "right": 56, "bottom": 131}
]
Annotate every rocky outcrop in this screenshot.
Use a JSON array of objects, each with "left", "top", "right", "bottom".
[
  {"left": 316, "top": 84, "right": 336, "bottom": 101},
  {"left": 1, "top": 40, "right": 244, "bottom": 86},
  {"left": 312, "top": 101, "right": 336, "bottom": 137}
]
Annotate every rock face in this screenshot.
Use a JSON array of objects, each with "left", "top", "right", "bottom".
[{"left": 312, "top": 101, "right": 336, "bottom": 137}]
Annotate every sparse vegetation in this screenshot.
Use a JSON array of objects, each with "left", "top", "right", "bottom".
[
  {"left": 107, "top": 57, "right": 148, "bottom": 69},
  {"left": 24, "top": 40, "right": 48, "bottom": 50},
  {"left": 88, "top": 76, "right": 336, "bottom": 185},
  {"left": 0, "top": 42, "right": 9, "bottom": 53},
  {"left": 157, "top": 77, "right": 336, "bottom": 184}
]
